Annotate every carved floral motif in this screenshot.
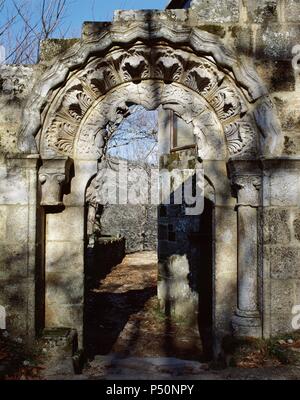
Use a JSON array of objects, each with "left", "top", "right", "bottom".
[
  {"left": 40, "top": 43, "right": 255, "bottom": 160},
  {"left": 224, "top": 121, "right": 255, "bottom": 155}
]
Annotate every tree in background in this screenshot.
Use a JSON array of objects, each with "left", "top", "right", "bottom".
[
  {"left": 0, "top": 0, "right": 68, "bottom": 63},
  {"left": 106, "top": 105, "right": 158, "bottom": 165},
  {"left": 0, "top": 3, "right": 159, "bottom": 164}
]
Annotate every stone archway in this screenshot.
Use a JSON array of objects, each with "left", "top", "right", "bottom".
[
  {"left": 19, "top": 17, "right": 283, "bottom": 159},
  {"left": 17, "top": 12, "right": 283, "bottom": 353}
]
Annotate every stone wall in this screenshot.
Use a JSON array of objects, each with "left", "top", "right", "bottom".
[
  {"left": 0, "top": 63, "right": 43, "bottom": 340},
  {"left": 262, "top": 160, "right": 300, "bottom": 336},
  {"left": 0, "top": 2, "right": 300, "bottom": 349},
  {"left": 0, "top": 155, "right": 40, "bottom": 341},
  {"left": 167, "top": 0, "right": 300, "bottom": 158}
]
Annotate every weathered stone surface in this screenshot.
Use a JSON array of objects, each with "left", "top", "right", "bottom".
[
  {"left": 4, "top": 205, "right": 29, "bottom": 242},
  {"left": 215, "top": 272, "right": 237, "bottom": 306},
  {"left": 271, "top": 280, "right": 295, "bottom": 312},
  {"left": 0, "top": 278, "right": 31, "bottom": 335},
  {"left": 46, "top": 207, "right": 84, "bottom": 242},
  {"left": 270, "top": 247, "right": 300, "bottom": 279},
  {"left": 19, "top": 11, "right": 281, "bottom": 158},
  {"left": 270, "top": 173, "right": 300, "bottom": 206},
  {"left": 229, "top": 26, "right": 253, "bottom": 56},
  {"left": 246, "top": 0, "right": 278, "bottom": 23},
  {"left": 46, "top": 304, "right": 83, "bottom": 330},
  {"left": 271, "top": 280, "right": 295, "bottom": 335},
  {"left": 39, "top": 158, "right": 71, "bottom": 207},
  {"left": 0, "top": 166, "right": 28, "bottom": 205},
  {"left": 64, "top": 160, "right": 98, "bottom": 207},
  {"left": 46, "top": 269, "right": 83, "bottom": 305},
  {"left": 190, "top": 0, "right": 239, "bottom": 23},
  {"left": 256, "top": 61, "right": 295, "bottom": 92},
  {"left": 39, "top": 39, "right": 80, "bottom": 63},
  {"left": 214, "top": 206, "right": 237, "bottom": 274},
  {"left": 195, "top": 24, "right": 226, "bottom": 38},
  {"left": 0, "top": 243, "right": 28, "bottom": 279},
  {"left": 295, "top": 280, "right": 300, "bottom": 305},
  {"left": 0, "top": 66, "right": 37, "bottom": 157},
  {"left": 283, "top": 135, "right": 300, "bottom": 156},
  {"left": 293, "top": 212, "right": 300, "bottom": 241},
  {"left": 255, "top": 25, "right": 300, "bottom": 60},
  {"left": 263, "top": 209, "right": 291, "bottom": 244},
  {"left": 285, "top": 0, "right": 300, "bottom": 22},
  {"left": 46, "top": 241, "right": 84, "bottom": 272},
  {"left": 273, "top": 96, "right": 300, "bottom": 133},
  {"left": 0, "top": 207, "right": 6, "bottom": 241},
  {"left": 0, "top": 65, "right": 36, "bottom": 99}
]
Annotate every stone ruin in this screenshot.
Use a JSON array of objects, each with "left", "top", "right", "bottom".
[{"left": 0, "top": 0, "right": 300, "bottom": 360}]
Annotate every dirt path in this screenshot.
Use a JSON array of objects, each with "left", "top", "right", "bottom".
[{"left": 85, "top": 251, "right": 202, "bottom": 360}]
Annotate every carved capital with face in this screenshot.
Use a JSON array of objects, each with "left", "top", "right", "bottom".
[{"left": 39, "top": 157, "right": 71, "bottom": 206}]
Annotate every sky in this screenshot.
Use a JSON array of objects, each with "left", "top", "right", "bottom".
[
  {"left": 0, "top": 0, "right": 170, "bottom": 39},
  {"left": 65, "top": 0, "right": 170, "bottom": 36}
]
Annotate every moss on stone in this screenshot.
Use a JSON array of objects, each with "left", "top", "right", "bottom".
[{"left": 39, "top": 38, "right": 80, "bottom": 63}]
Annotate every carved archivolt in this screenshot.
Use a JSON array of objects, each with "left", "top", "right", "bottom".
[
  {"left": 18, "top": 15, "right": 283, "bottom": 159},
  {"left": 38, "top": 45, "right": 259, "bottom": 160}
]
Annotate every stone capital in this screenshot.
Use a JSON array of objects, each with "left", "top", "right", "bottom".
[
  {"left": 231, "top": 174, "right": 261, "bottom": 207},
  {"left": 39, "top": 157, "right": 72, "bottom": 206},
  {"left": 228, "top": 160, "right": 262, "bottom": 207}
]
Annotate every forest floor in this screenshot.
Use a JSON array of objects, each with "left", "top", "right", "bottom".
[{"left": 1, "top": 251, "right": 300, "bottom": 380}]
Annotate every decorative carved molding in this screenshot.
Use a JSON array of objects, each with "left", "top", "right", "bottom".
[
  {"left": 224, "top": 121, "right": 255, "bottom": 156},
  {"left": 17, "top": 12, "right": 282, "bottom": 159},
  {"left": 38, "top": 157, "right": 71, "bottom": 206},
  {"left": 254, "top": 96, "right": 284, "bottom": 157},
  {"left": 35, "top": 43, "right": 263, "bottom": 161}
]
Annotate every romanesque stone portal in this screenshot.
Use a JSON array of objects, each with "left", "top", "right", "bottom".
[{"left": 1, "top": 1, "right": 300, "bottom": 360}]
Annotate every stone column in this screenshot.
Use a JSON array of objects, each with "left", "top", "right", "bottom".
[
  {"left": 43, "top": 159, "right": 97, "bottom": 348},
  {"left": 231, "top": 174, "right": 262, "bottom": 337}
]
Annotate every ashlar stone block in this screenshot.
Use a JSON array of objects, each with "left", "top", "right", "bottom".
[
  {"left": 285, "top": 0, "right": 300, "bottom": 22},
  {"left": 46, "top": 207, "right": 84, "bottom": 242},
  {"left": 263, "top": 208, "right": 291, "bottom": 244},
  {"left": 190, "top": 0, "right": 239, "bottom": 23},
  {"left": 270, "top": 247, "right": 300, "bottom": 279}
]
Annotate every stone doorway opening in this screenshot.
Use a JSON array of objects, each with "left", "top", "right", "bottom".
[
  {"left": 83, "top": 105, "right": 214, "bottom": 362},
  {"left": 84, "top": 106, "right": 160, "bottom": 358}
]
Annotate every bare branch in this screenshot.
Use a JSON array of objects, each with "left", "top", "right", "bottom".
[
  {"left": 106, "top": 106, "right": 159, "bottom": 164},
  {"left": 1, "top": 0, "right": 69, "bottom": 64}
]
